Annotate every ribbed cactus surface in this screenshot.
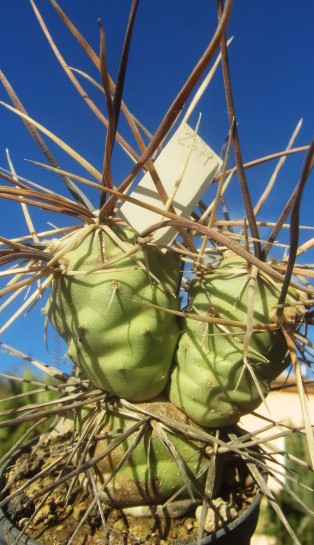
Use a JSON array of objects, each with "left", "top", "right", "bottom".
[
  {"left": 46, "top": 226, "right": 181, "bottom": 401},
  {"left": 170, "top": 254, "right": 300, "bottom": 427}
]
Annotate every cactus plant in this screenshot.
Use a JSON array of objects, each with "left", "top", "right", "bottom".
[
  {"left": 0, "top": 2, "right": 313, "bottom": 545},
  {"left": 45, "top": 226, "right": 181, "bottom": 401},
  {"left": 170, "top": 252, "right": 304, "bottom": 427}
]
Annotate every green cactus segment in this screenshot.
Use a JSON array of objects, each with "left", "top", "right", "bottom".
[
  {"left": 45, "top": 226, "right": 180, "bottom": 401},
  {"left": 170, "top": 254, "right": 300, "bottom": 427},
  {"left": 89, "top": 401, "right": 209, "bottom": 507}
]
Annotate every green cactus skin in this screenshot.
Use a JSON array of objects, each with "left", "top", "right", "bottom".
[
  {"left": 87, "top": 400, "right": 211, "bottom": 508},
  {"left": 170, "top": 254, "right": 300, "bottom": 427},
  {"left": 45, "top": 226, "right": 181, "bottom": 401}
]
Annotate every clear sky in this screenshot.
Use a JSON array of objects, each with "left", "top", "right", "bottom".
[{"left": 0, "top": 1, "right": 313, "bottom": 376}]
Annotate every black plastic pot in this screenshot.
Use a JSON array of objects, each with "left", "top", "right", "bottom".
[
  {"left": 0, "top": 512, "right": 38, "bottom": 545},
  {"left": 0, "top": 491, "right": 262, "bottom": 545},
  {"left": 0, "top": 443, "right": 262, "bottom": 545}
]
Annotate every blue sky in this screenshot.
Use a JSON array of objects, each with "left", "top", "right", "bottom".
[{"left": 0, "top": 1, "right": 313, "bottom": 377}]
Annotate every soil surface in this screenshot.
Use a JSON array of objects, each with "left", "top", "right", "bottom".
[{"left": 1, "top": 434, "right": 258, "bottom": 545}]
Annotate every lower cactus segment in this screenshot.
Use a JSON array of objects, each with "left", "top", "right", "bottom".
[
  {"left": 170, "top": 253, "right": 302, "bottom": 427},
  {"left": 45, "top": 225, "right": 181, "bottom": 401},
  {"left": 81, "top": 399, "right": 213, "bottom": 512}
]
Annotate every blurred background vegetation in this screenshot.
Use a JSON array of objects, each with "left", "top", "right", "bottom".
[
  {"left": 0, "top": 372, "right": 58, "bottom": 459},
  {"left": 256, "top": 431, "right": 314, "bottom": 545}
]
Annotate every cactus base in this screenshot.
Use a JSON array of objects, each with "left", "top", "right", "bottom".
[{"left": 0, "top": 401, "right": 262, "bottom": 545}]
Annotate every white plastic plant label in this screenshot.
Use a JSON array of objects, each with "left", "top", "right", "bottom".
[{"left": 119, "top": 122, "right": 222, "bottom": 245}]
